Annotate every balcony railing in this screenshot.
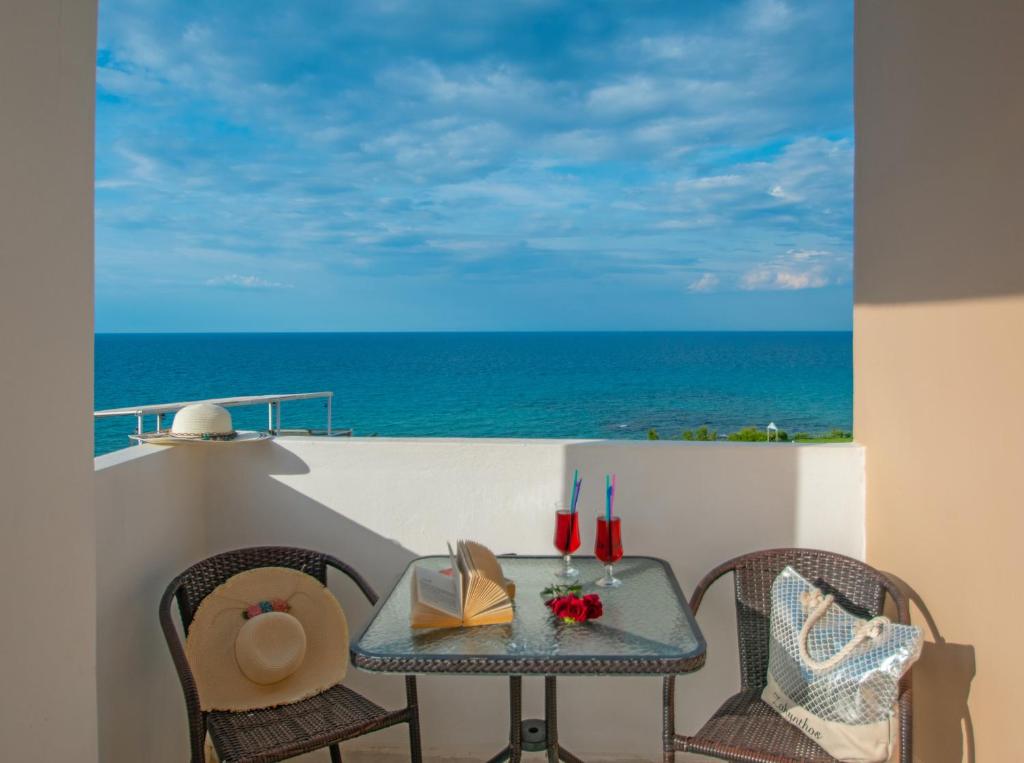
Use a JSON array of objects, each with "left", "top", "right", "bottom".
[{"left": 94, "top": 391, "right": 335, "bottom": 438}]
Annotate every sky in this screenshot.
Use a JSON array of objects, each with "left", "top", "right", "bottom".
[{"left": 95, "top": 0, "right": 853, "bottom": 332}]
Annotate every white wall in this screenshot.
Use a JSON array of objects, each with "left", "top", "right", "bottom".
[
  {"left": 96, "top": 437, "right": 863, "bottom": 761},
  {"left": 202, "top": 437, "right": 865, "bottom": 762},
  {"left": 95, "top": 445, "right": 208, "bottom": 761},
  {"left": 0, "top": 2, "right": 99, "bottom": 760}
]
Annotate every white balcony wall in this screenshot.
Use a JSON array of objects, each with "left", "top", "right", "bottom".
[
  {"left": 94, "top": 445, "right": 208, "bottom": 762},
  {"left": 96, "top": 437, "right": 864, "bottom": 762}
]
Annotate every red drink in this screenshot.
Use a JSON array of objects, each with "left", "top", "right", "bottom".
[
  {"left": 554, "top": 510, "right": 581, "bottom": 554},
  {"left": 595, "top": 516, "right": 623, "bottom": 564}
]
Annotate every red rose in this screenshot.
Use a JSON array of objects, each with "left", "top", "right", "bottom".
[
  {"left": 582, "top": 593, "right": 603, "bottom": 619},
  {"left": 562, "top": 596, "right": 588, "bottom": 622},
  {"left": 546, "top": 594, "right": 587, "bottom": 622},
  {"left": 546, "top": 596, "right": 567, "bottom": 616},
  {"left": 546, "top": 592, "right": 603, "bottom": 623}
]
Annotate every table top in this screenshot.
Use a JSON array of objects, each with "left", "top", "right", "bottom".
[{"left": 351, "top": 555, "right": 706, "bottom": 676}]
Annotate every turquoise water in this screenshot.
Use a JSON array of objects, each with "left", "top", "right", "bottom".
[{"left": 94, "top": 332, "right": 852, "bottom": 456}]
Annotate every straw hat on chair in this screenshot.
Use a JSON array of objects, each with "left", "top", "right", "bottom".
[{"left": 184, "top": 566, "right": 349, "bottom": 712}]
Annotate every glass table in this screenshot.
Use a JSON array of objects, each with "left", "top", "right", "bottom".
[{"left": 351, "top": 556, "right": 706, "bottom": 762}]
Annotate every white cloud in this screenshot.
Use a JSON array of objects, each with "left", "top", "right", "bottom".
[
  {"left": 587, "top": 77, "right": 667, "bottom": 116},
  {"left": 740, "top": 250, "right": 846, "bottom": 291},
  {"left": 95, "top": 178, "right": 138, "bottom": 190},
  {"left": 688, "top": 273, "right": 720, "bottom": 293},
  {"left": 742, "top": 268, "right": 826, "bottom": 290},
  {"left": 655, "top": 217, "right": 716, "bottom": 230},
  {"left": 675, "top": 174, "right": 745, "bottom": 192},
  {"left": 94, "top": 0, "right": 853, "bottom": 326},
  {"left": 744, "top": 0, "right": 793, "bottom": 33},
  {"left": 205, "top": 274, "right": 293, "bottom": 289}
]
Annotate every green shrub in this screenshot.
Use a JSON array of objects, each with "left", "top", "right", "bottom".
[
  {"left": 727, "top": 426, "right": 766, "bottom": 441},
  {"left": 682, "top": 425, "right": 717, "bottom": 441},
  {"left": 727, "top": 426, "right": 788, "bottom": 442},
  {"left": 793, "top": 428, "right": 853, "bottom": 443},
  {"left": 648, "top": 424, "right": 849, "bottom": 443}
]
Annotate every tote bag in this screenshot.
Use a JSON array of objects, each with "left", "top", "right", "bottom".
[{"left": 761, "top": 566, "right": 922, "bottom": 762}]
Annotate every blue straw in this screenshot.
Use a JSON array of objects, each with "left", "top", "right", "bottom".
[
  {"left": 605, "top": 474, "right": 612, "bottom": 523},
  {"left": 570, "top": 469, "right": 580, "bottom": 513}
]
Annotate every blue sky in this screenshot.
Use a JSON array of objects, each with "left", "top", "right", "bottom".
[{"left": 95, "top": 0, "right": 853, "bottom": 332}]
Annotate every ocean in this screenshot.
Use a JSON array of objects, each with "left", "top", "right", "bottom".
[{"left": 94, "top": 332, "right": 852, "bottom": 456}]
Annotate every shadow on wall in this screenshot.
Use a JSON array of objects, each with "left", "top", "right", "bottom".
[
  {"left": 196, "top": 442, "right": 496, "bottom": 760},
  {"left": 202, "top": 442, "right": 418, "bottom": 620},
  {"left": 854, "top": 0, "right": 1024, "bottom": 306},
  {"left": 158, "top": 443, "right": 420, "bottom": 762},
  {"left": 885, "top": 573, "right": 976, "bottom": 763}
]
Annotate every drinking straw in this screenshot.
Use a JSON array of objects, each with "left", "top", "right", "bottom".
[
  {"left": 611, "top": 473, "right": 617, "bottom": 518},
  {"left": 605, "top": 474, "right": 612, "bottom": 523},
  {"left": 564, "top": 470, "right": 580, "bottom": 554}
]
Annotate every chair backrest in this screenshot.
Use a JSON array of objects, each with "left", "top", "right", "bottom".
[
  {"left": 159, "top": 546, "right": 377, "bottom": 763},
  {"left": 172, "top": 546, "right": 329, "bottom": 634},
  {"left": 722, "top": 548, "right": 903, "bottom": 690}
]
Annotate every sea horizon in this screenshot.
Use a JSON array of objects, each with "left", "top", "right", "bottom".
[
  {"left": 95, "top": 331, "right": 853, "bottom": 456},
  {"left": 95, "top": 329, "right": 853, "bottom": 335}
]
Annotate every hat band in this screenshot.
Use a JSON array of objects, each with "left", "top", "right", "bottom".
[
  {"left": 170, "top": 430, "right": 238, "bottom": 441},
  {"left": 244, "top": 598, "right": 292, "bottom": 620}
]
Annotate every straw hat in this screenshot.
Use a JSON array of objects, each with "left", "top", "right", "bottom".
[
  {"left": 131, "top": 403, "right": 270, "bottom": 444},
  {"left": 185, "top": 566, "right": 349, "bottom": 712}
]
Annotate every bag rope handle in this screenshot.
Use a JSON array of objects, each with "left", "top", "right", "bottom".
[{"left": 798, "top": 589, "right": 889, "bottom": 672}]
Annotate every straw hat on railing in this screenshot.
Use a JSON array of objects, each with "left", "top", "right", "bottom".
[{"left": 130, "top": 402, "right": 271, "bottom": 444}]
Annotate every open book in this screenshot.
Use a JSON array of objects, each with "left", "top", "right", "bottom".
[{"left": 411, "top": 541, "right": 516, "bottom": 628}]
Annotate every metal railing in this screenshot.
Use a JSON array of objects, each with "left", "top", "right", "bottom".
[{"left": 94, "top": 391, "right": 334, "bottom": 440}]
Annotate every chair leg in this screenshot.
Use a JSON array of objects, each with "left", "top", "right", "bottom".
[
  {"left": 405, "top": 675, "right": 424, "bottom": 763},
  {"left": 329, "top": 743, "right": 342, "bottom": 763},
  {"left": 662, "top": 675, "right": 676, "bottom": 763}
]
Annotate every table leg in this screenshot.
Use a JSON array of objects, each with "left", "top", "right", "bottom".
[
  {"left": 546, "top": 676, "right": 585, "bottom": 763},
  {"left": 545, "top": 676, "right": 559, "bottom": 763},
  {"left": 486, "top": 676, "right": 584, "bottom": 763},
  {"left": 484, "top": 676, "right": 523, "bottom": 763},
  {"left": 510, "top": 676, "right": 523, "bottom": 763}
]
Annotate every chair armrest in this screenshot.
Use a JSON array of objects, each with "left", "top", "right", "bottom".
[
  {"left": 159, "top": 578, "right": 206, "bottom": 763},
  {"left": 323, "top": 554, "right": 379, "bottom": 605},
  {"left": 688, "top": 558, "right": 740, "bottom": 616}
]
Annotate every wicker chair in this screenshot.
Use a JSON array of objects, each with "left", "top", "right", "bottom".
[
  {"left": 160, "top": 546, "right": 423, "bottom": 763},
  {"left": 663, "top": 548, "right": 912, "bottom": 763}
]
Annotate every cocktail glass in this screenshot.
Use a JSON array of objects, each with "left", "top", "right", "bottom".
[
  {"left": 594, "top": 515, "right": 623, "bottom": 587},
  {"left": 553, "top": 505, "right": 581, "bottom": 579}
]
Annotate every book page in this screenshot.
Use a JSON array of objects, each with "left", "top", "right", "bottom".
[
  {"left": 413, "top": 566, "right": 461, "bottom": 619},
  {"left": 458, "top": 540, "right": 514, "bottom": 621},
  {"left": 448, "top": 542, "right": 464, "bottom": 616},
  {"left": 463, "top": 540, "right": 504, "bottom": 582}
]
